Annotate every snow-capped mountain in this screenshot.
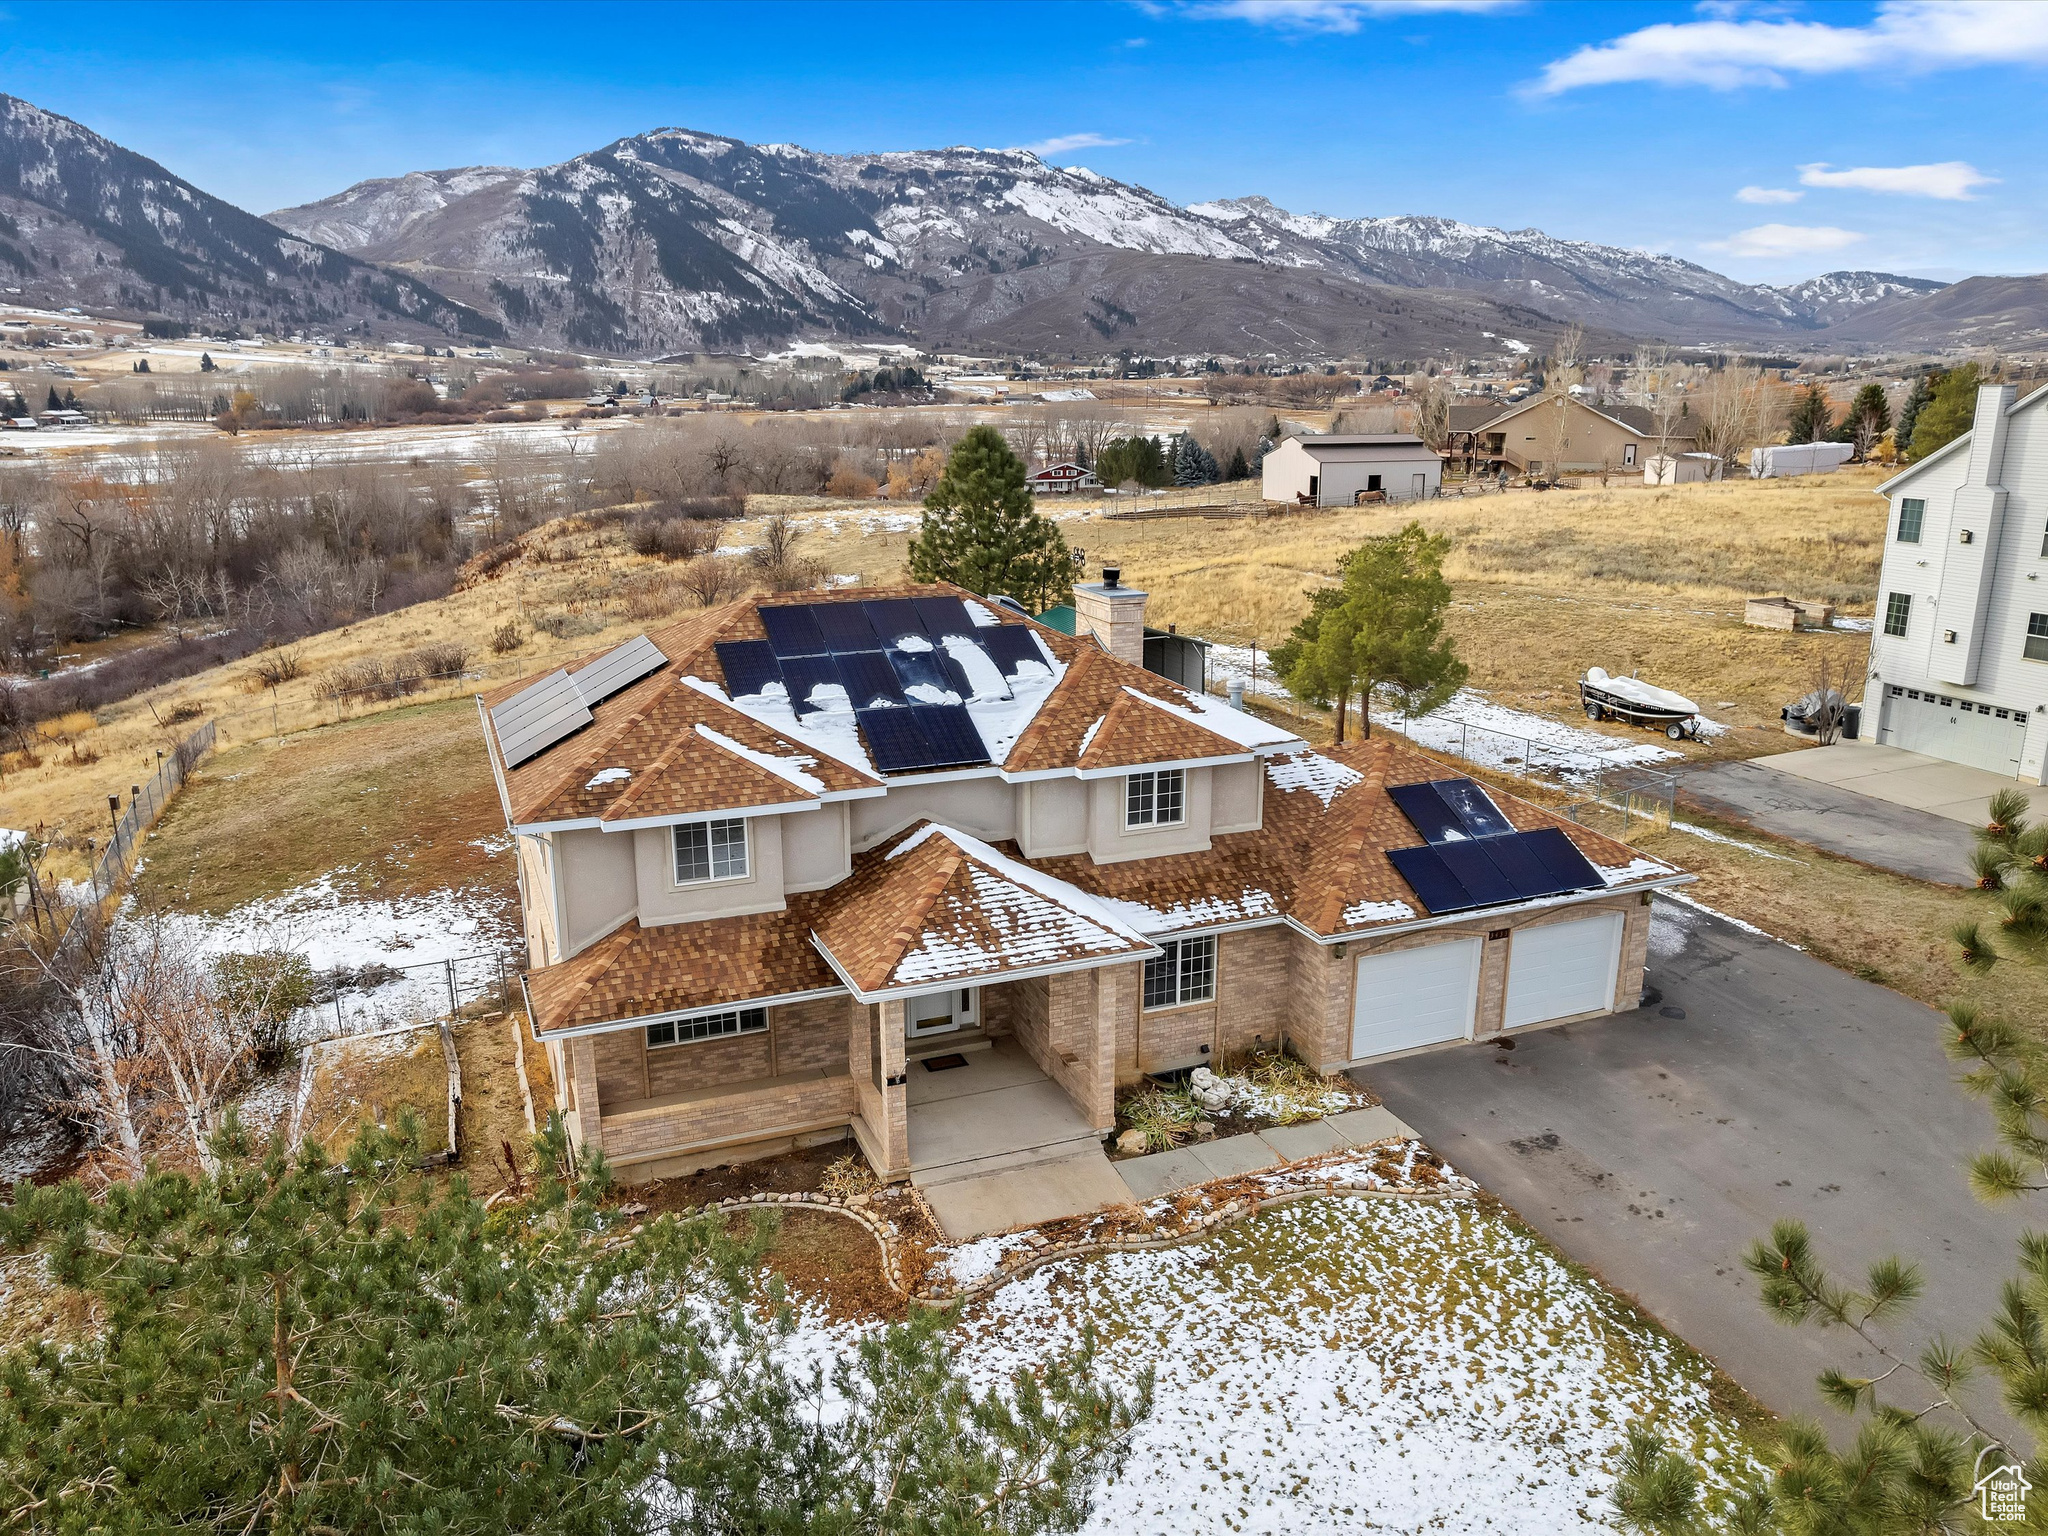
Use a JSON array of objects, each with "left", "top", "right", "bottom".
[
  {"left": 0, "top": 94, "right": 498, "bottom": 340},
  {"left": 1769, "top": 270, "right": 1947, "bottom": 328}
]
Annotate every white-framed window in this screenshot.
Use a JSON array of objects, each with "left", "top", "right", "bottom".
[
  {"left": 673, "top": 817, "right": 748, "bottom": 884},
  {"left": 646, "top": 1005, "right": 768, "bottom": 1049},
  {"left": 1622, "top": 443, "right": 1637, "bottom": 467},
  {"left": 1144, "top": 935, "right": 1217, "bottom": 1010},
  {"left": 1883, "top": 592, "right": 1912, "bottom": 638},
  {"left": 1125, "top": 768, "right": 1186, "bottom": 829}
]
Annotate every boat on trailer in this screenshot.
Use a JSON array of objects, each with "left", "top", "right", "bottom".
[{"left": 1578, "top": 667, "right": 1701, "bottom": 741}]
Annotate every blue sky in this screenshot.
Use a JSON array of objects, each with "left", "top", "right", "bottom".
[{"left": 3, "top": 0, "right": 2042, "bottom": 285}]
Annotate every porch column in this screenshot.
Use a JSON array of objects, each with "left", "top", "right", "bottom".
[
  {"left": 847, "top": 999, "right": 910, "bottom": 1180},
  {"left": 1082, "top": 965, "right": 1125, "bottom": 1133},
  {"left": 566, "top": 1036, "right": 604, "bottom": 1158}
]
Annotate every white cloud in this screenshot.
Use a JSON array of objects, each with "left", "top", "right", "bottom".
[
  {"left": 1531, "top": 0, "right": 2048, "bottom": 94},
  {"left": 1735, "top": 186, "right": 1803, "bottom": 205},
  {"left": 1705, "top": 224, "right": 1865, "bottom": 259},
  {"left": 1185, "top": 0, "right": 1517, "bottom": 34},
  {"left": 1798, "top": 160, "right": 1997, "bottom": 200},
  {"left": 1018, "top": 133, "right": 1134, "bottom": 156}
]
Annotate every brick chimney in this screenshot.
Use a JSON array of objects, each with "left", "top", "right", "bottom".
[{"left": 1072, "top": 565, "right": 1146, "bottom": 665}]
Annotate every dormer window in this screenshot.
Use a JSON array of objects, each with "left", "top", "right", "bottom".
[
  {"left": 1125, "top": 769, "right": 1186, "bottom": 829},
  {"left": 674, "top": 817, "right": 748, "bottom": 885}
]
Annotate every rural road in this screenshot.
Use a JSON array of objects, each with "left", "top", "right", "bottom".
[{"left": 1360, "top": 899, "right": 2030, "bottom": 1436}]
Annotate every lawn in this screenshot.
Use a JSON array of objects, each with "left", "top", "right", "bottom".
[{"left": 782, "top": 1195, "right": 1771, "bottom": 1533}]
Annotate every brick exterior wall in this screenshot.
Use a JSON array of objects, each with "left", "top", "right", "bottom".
[
  {"left": 848, "top": 998, "right": 909, "bottom": 1178},
  {"left": 1011, "top": 970, "right": 1117, "bottom": 1129},
  {"left": 599, "top": 1072, "right": 857, "bottom": 1172}
]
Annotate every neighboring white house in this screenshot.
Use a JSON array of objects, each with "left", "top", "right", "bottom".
[
  {"left": 1751, "top": 442, "right": 1855, "bottom": 478},
  {"left": 1644, "top": 452, "right": 1723, "bottom": 485},
  {"left": 1867, "top": 382, "right": 2048, "bottom": 780},
  {"left": 1261, "top": 433, "right": 1441, "bottom": 507}
]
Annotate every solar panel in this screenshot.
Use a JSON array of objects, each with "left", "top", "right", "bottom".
[
  {"left": 836, "top": 650, "right": 905, "bottom": 710},
  {"left": 861, "top": 598, "right": 928, "bottom": 647},
  {"left": 780, "top": 653, "right": 847, "bottom": 716},
  {"left": 909, "top": 704, "right": 991, "bottom": 767},
  {"left": 857, "top": 706, "right": 936, "bottom": 774},
  {"left": 571, "top": 633, "right": 667, "bottom": 708},
  {"left": 1479, "top": 832, "right": 1572, "bottom": 899},
  {"left": 1522, "top": 827, "right": 1606, "bottom": 893},
  {"left": 1387, "top": 782, "right": 1467, "bottom": 846},
  {"left": 1434, "top": 778, "right": 1516, "bottom": 839},
  {"left": 760, "top": 604, "right": 827, "bottom": 658},
  {"left": 979, "top": 625, "right": 1049, "bottom": 676},
  {"left": 812, "top": 601, "right": 879, "bottom": 652},
  {"left": 714, "top": 640, "right": 785, "bottom": 700},
  {"left": 886, "top": 645, "right": 959, "bottom": 699},
  {"left": 938, "top": 647, "right": 1002, "bottom": 700},
  {"left": 913, "top": 595, "right": 975, "bottom": 639},
  {"left": 1434, "top": 840, "right": 1521, "bottom": 908},
  {"left": 1387, "top": 845, "right": 1478, "bottom": 914},
  {"left": 490, "top": 670, "right": 594, "bottom": 769}
]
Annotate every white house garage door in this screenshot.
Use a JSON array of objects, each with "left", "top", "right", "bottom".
[
  {"left": 1503, "top": 912, "right": 1624, "bottom": 1029},
  {"left": 1350, "top": 938, "right": 1482, "bottom": 1061},
  {"left": 1879, "top": 686, "right": 2027, "bottom": 775}
]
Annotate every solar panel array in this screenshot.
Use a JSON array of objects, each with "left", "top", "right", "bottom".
[
  {"left": 1384, "top": 778, "right": 1605, "bottom": 915},
  {"left": 491, "top": 634, "right": 671, "bottom": 769},
  {"left": 714, "top": 599, "right": 1055, "bottom": 776}
]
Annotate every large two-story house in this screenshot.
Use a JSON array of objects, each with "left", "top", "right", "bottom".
[
  {"left": 478, "top": 573, "right": 1686, "bottom": 1188},
  {"left": 1868, "top": 382, "right": 2048, "bottom": 781}
]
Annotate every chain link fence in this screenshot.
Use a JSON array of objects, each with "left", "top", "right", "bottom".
[
  {"left": 1558, "top": 770, "right": 1678, "bottom": 845},
  {"left": 87, "top": 719, "right": 216, "bottom": 896},
  {"left": 303, "top": 949, "right": 517, "bottom": 1042}
]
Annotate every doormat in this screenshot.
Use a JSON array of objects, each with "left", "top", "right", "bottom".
[{"left": 921, "top": 1053, "right": 970, "bottom": 1072}]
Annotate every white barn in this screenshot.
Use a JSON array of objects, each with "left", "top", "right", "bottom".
[
  {"left": 1867, "top": 383, "right": 2048, "bottom": 780},
  {"left": 1262, "top": 433, "right": 1441, "bottom": 507}
]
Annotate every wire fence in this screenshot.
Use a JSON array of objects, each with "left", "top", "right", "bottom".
[
  {"left": 86, "top": 719, "right": 216, "bottom": 897},
  {"left": 1558, "top": 771, "right": 1678, "bottom": 845},
  {"left": 303, "top": 949, "right": 517, "bottom": 1042},
  {"left": 1372, "top": 710, "right": 1669, "bottom": 786}
]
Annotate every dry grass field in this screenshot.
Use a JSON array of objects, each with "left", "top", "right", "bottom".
[{"left": 0, "top": 463, "right": 1887, "bottom": 871}]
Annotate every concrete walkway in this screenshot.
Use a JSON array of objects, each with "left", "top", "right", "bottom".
[
  {"left": 1114, "top": 1106, "right": 1415, "bottom": 1201},
  {"left": 907, "top": 1039, "right": 1132, "bottom": 1241},
  {"left": 1676, "top": 758, "right": 1975, "bottom": 885}
]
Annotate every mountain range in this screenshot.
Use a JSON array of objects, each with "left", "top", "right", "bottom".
[{"left": 0, "top": 93, "right": 2036, "bottom": 361}]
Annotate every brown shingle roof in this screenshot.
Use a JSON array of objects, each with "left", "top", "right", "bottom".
[{"left": 809, "top": 823, "right": 1153, "bottom": 997}]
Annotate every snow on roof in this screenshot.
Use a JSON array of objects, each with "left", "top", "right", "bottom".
[
  {"left": 1092, "top": 885, "right": 1283, "bottom": 936},
  {"left": 1123, "top": 685, "right": 1298, "bottom": 753},
  {"left": 696, "top": 724, "right": 827, "bottom": 797},
  {"left": 678, "top": 674, "right": 878, "bottom": 780},
  {"left": 1265, "top": 750, "right": 1363, "bottom": 807}
]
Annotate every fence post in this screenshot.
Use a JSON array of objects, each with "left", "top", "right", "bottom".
[{"left": 446, "top": 959, "right": 458, "bottom": 1020}]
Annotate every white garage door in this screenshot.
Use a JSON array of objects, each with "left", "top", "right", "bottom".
[
  {"left": 1879, "top": 686, "right": 2027, "bottom": 775},
  {"left": 1350, "top": 938, "right": 1482, "bottom": 1061},
  {"left": 1503, "top": 912, "right": 1623, "bottom": 1029}
]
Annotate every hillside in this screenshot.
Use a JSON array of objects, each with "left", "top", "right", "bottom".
[
  {"left": 267, "top": 126, "right": 1949, "bottom": 358},
  {"left": 0, "top": 95, "right": 500, "bottom": 341}
]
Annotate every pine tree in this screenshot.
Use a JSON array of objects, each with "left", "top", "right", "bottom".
[
  {"left": 1786, "top": 382, "right": 1833, "bottom": 444},
  {"left": 1226, "top": 446, "right": 1250, "bottom": 481},
  {"left": 1896, "top": 373, "right": 1934, "bottom": 450},
  {"left": 1273, "top": 523, "right": 1466, "bottom": 744},
  {"left": 44, "top": 386, "right": 58, "bottom": 412},
  {"left": 909, "top": 424, "right": 1075, "bottom": 611},
  {"left": 1171, "top": 434, "right": 1219, "bottom": 487},
  {"left": 0, "top": 1116, "right": 1149, "bottom": 1531},
  {"left": 199, "top": 351, "right": 216, "bottom": 373},
  {"left": 1909, "top": 362, "right": 1983, "bottom": 460}
]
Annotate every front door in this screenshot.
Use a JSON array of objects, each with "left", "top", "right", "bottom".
[{"left": 907, "top": 987, "right": 980, "bottom": 1039}]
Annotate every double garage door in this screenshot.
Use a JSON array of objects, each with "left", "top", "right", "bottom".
[
  {"left": 1348, "top": 912, "right": 1624, "bottom": 1062},
  {"left": 1879, "top": 686, "right": 2028, "bottom": 775}
]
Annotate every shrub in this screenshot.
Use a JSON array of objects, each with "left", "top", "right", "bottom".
[
  {"left": 164, "top": 701, "right": 205, "bottom": 725},
  {"left": 1118, "top": 1085, "right": 1201, "bottom": 1152},
  {"left": 249, "top": 645, "right": 304, "bottom": 690},
  {"left": 488, "top": 620, "right": 522, "bottom": 655},
  {"left": 212, "top": 949, "right": 316, "bottom": 1071}
]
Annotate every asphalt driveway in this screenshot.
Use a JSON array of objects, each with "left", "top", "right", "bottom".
[
  {"left": 1676, "top": 758, "right": 1974, "bottom": 885},
  {"left": 1359, "top": 899, "right": 2032, "bottom": 1433}
]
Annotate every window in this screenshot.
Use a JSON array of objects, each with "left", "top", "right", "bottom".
[
  {"left": 647, "top": 1006, "right": 768, "bottom": 1048},
  {"left": 2027, "top": 613, "right": 2048, "bottom": 663},
  {"left": 1125, "top": 768, "right": 1186, "bottom": 829},
  {"left": 1897, "top": 498, "right": 1924, "bottom": 543},
  {"left": 673, "top": 817, "right": 748, "bottom": 884},
  {"left": 1622, "top": 443, "right": 1637, "bottom": 468},
  {"left": 1883, "top": 592, "right": 1912, "bottom": 637},
  {"left": 1143, "top": 935, "right": 1217, "bottom": 1010}
]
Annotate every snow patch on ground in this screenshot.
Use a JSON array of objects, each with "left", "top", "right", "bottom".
[
  {"left": 1672, "top": 821, "right": 1795, "bottom": 861},
  {"left": 1204, "top": 643, "right": 1294, "bottom": 701},
  {"left": 1382, "top": 690, "right": 1681, "bottom": 783},
  {"left": 1652, "top": 891, "right": 1797, "bottom": 954},
  {"left": 941, "top": 1198, "right": 1761, "bottom": 1533}
]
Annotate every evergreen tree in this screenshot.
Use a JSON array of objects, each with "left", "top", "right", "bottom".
[
  {"left": 1909, "top": 362, "right": 1984, "bottom": 460},
  {"left": 0, "top": 1116, "right": 1149, "bottom": 1532},
  {"left": 199, "top": 351, "right": 216, "bottom": 373},
  {"left": 1226, "top": 446, "right": 1250, "bottom": 482},
  {"left": 1896, "top": 373, "right": 1934, "bottom": 450},
  {"left": 1272, "top": 523, "right": 1466, "bottom": 744},
  {"left": 44, "top": 386, "right": 58, "bottom": 412},
  {"left": 1786, "top": 383, "right": 1833, "bottom": 444},
  {"left": 910, "top": 424, "right": 1075, "bottom": 611},
  {"left": 1171, "top": 433, "right": 1219, "bottom": 487}
]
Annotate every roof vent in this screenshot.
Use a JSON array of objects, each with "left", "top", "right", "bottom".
[{"left": 1101, "top": 565, "right": 1121, "bottom": 589}]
